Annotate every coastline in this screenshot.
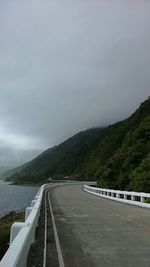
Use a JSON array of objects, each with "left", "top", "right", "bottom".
[{"left": 0, "top": 179, "right": 42, "bottom": 187}]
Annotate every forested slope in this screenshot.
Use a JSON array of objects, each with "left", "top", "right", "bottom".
[{"left": 7, "top": 98, "right": 150, "bottom": 192}]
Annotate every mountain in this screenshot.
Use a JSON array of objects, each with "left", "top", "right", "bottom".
[
  {"left": 6, "top": 128, "right": 104, "bottom": 183},
  {"left": 0, "top": 167, "right": 14, "bottom": 177},
  {"left": 96, "top": 97, "right": 150, "bottom": 192},
  {"left": 1, "top": 162, "right": 30, "bottom": 180},
  {"left": 5, "top": 98, "right": 150, "bottom": 192}
]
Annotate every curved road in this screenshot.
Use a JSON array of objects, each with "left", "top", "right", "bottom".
[
  {"left": 28, "top": 183, "right": 150, "bottom": 267},
  {"left": 51, "top": 184, "right": 150, "bottom": 267}
]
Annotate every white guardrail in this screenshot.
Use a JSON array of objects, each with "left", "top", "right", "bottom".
[
  {"left": 0, "top": 184, "right": 47, "bottom": 267},
  {"left": 84, "top": 185, "right": 150, "bottom": 208}
]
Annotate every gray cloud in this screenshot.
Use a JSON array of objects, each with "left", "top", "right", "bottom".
[{"left": 0, "top": 0, "right": 150, "bottom": 169}]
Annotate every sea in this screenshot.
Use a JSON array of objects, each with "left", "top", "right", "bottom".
[{"left": 0, "top": 180, "right": 39, "bottom": 218}]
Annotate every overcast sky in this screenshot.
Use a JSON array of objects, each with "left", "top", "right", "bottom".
[{"left": 0, "top": 0, "right": 150, "bottom": 169}]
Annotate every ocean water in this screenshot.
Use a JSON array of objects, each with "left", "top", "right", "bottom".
[{"left": 0, "top": 181, "right": 39, "bottom": 217}]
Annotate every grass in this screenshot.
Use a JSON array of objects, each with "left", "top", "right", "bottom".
[
  {"left": 145, "top": 198, "right": 150, "bottom": 204},
  {"left": 0, "top": 211, "right": 25, "bottom": 260}
]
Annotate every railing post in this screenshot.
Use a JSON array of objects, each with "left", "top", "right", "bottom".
[
  {"left": 131, "top": 195, "right": 135, "bottom": 201},
  {"left": 83, "top": 184, "right": 150, "bottom": 208},
  {"left": 141, "top": 196, "right": 145, "bottom": 203},
  {"left": 31, "top": 200, "right": 36, "bottom": 207},
  {"left": 10, "top": 222, "right": 29, "bottom": 245},
  {"left": 25, "top": 207, "right": 33, "bottom": 220}
]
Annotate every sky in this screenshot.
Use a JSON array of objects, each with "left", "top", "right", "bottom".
[{"left": 0, "top": 0, "right": 150, "bottom": 170}]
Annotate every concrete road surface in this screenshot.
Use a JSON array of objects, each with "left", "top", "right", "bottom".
[{"left": 50, "top": 184, "right": 150, "bottom": 267}]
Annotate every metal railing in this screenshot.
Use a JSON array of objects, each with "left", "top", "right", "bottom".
[
  {"left": 84, "top": 185, "right": 150, "bottom": 208},
  {"left": 0, "top": 184, "right": 47, "bottom": 267}
]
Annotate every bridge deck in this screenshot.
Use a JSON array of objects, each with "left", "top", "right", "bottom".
[{"left": 28, "top": 184, "right": 150, "bottom": 267}]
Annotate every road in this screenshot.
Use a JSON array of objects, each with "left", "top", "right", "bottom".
[{"left": 28, "top": 183, "right": 150, "bottom": 267}]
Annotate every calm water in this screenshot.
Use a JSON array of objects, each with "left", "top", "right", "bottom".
[{"left": 0, "top": 181, "right": 39, "bottom": 217}]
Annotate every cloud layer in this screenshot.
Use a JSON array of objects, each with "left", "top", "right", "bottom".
[{"left": 0, "top": 0, "right": 150, "bottom": 168}]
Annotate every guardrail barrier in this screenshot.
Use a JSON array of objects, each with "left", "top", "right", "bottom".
[
  {"left": 0, "top": 184, "right": 47, "bottom": 267},
  {"left": 83, "top": 185, "right": 150, "bottom": 208}
]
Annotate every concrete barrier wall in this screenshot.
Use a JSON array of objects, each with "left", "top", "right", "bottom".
[
  {"left": 0, "top": 184, "right": 47, "bottom": 267},
  {"left": 84, "top": 185, "right": 150, "bottom": 208}
]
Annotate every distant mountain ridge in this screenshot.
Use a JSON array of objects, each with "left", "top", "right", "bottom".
[
  {"left": 6, "top": 127, "right": 104, "bottom": 183},
  {"left": 5, "top": 98, "right": 150, "bottom": 192}
]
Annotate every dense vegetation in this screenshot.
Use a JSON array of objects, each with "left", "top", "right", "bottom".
[
  {"left": 6, "top": 128, "right": 104, "bottom": 182},
  {"left": 96, "top": 114, "right": 150, "bottom": 192},
  {"left": 6, "top": 98, "right": 150, "bottom": 192},
  {"left": 0, "top": 212, "right": 25, "bottom": 260}
]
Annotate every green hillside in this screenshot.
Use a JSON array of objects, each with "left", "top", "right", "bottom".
[
  {"left": 7, "top": 128, "right": 104, "bottom": 183},
  {"left": 96, "top": 112, "right": 150, "bottom": 192},
  {"left": 6, "top": 98, "right": 150, "bottom": 192}
]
